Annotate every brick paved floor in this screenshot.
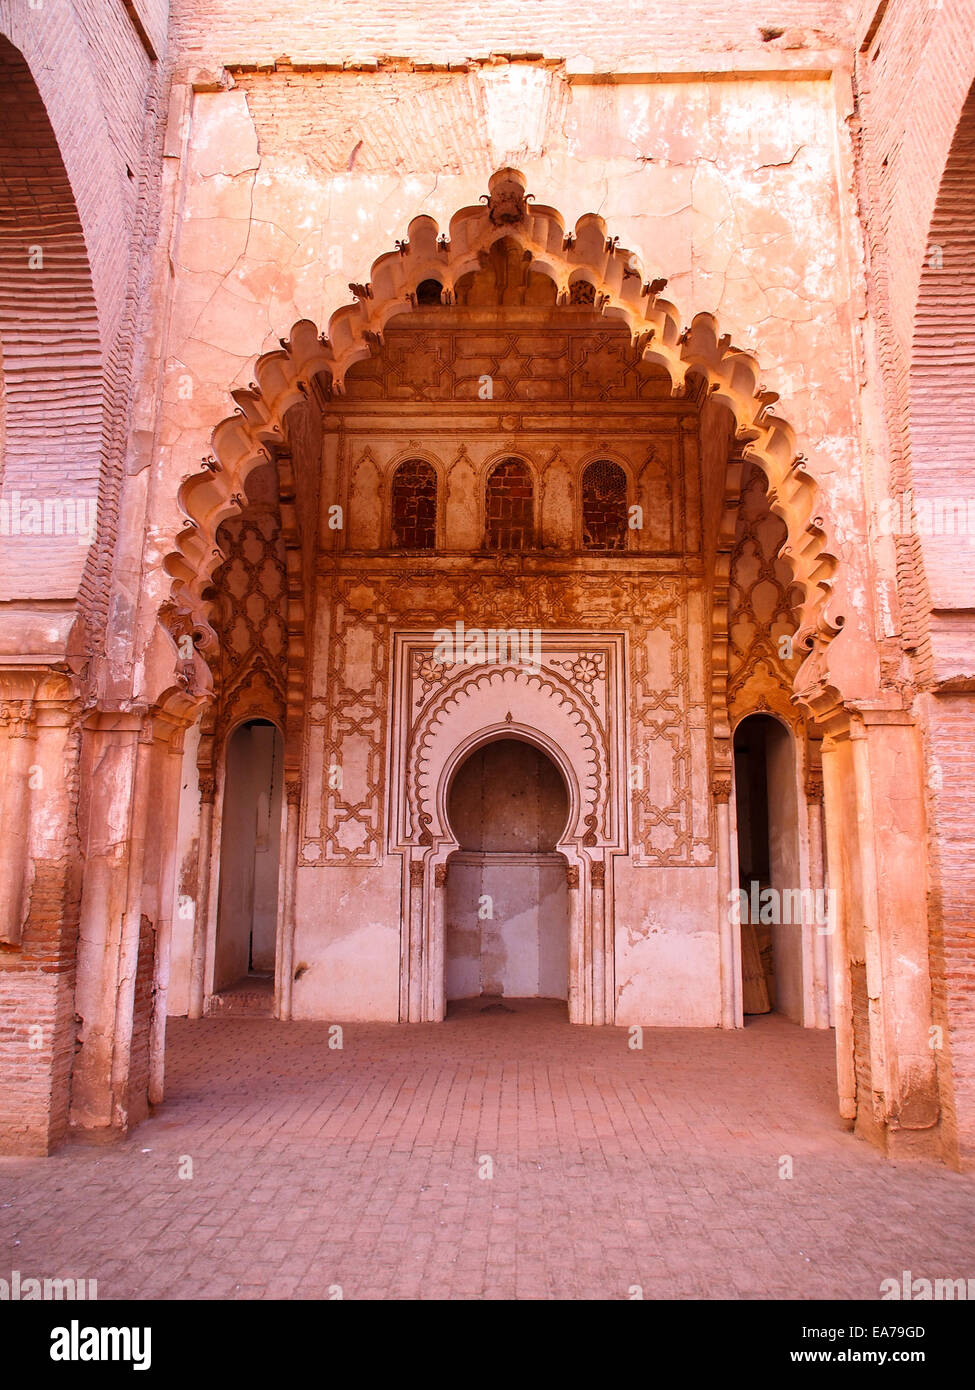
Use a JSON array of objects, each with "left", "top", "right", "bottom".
[{"left": 2, "top": 1002, "right": 973, "bottom": 1300}]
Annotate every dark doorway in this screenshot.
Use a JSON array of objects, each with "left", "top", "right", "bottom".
[
  {"left": 212, "top": 719, "right": 284, "bottom": 1011},
  {"left": 734, "top": 714, "right": 803, "bottom": 1020},
  {"left": 444, "top": 738, "right": 569, "bottom": 1012}
]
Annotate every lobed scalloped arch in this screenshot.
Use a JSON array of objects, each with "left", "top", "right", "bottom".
[
  {"left": 162, "top": 169, "right": 842, "bottom": 679},
  {"left": 408, "top": 663, "right": 606, "bottom": 851}
]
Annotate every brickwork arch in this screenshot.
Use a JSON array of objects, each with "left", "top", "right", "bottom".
[
  {"left": 905, "top": 76, "right": 975, "bottom": 1169},
  {"left": 908, "top": 82, "right": 975, "bottom": 621},
  {"left": 852, "top": 11, "right": 975, "bottom": 676},
  {"left": 0, "top": 36, "right": 102, "bottom": 602}
]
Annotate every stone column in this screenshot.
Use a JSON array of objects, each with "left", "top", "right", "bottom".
[
  {"left": 853, "top": 709, "right": 940, "bottom": 1149},
  {"left": 0, "top": 699, "right": 37, "bottom": 946},
  {"left": 408, "top": 859, "right": 425, "bottom": 1022},
  {"left": 277, "top": 778, "right": 301, "bottom": 1021},
  {"left": 713, "top": 777, "right": 736, "bottom": 1029},
  {"left": 820, "top": 728, "right": 857, "bottom": 1123},
  {"left": 107, "top": 720, "right": 155, "bottom": 1129},
  {"left": 429, "top": 863, "right": 448, "bottom": 1022},
  {"left": 591, "top": 861, "right": 606, "bottom": 1026},
  {"left": 149, "top": 722, "right": 191, "bottom": 1105},
  {"left": 0, "top": 675, "right": 81, "bottom": 1155},
  {"left": 849, "top": 722, "right": 890, "bottom": 1137},
  {"left": 583, "top": 860, "right": 594, "bottom": 1025},
  {"left": 71, "top": 710, "right": 150, "bottom": 1134},
  {"left": 188, "top": 773, "right": 216, "bottom": 1020},
  {"left": 821, "top": 710, "right": 940, "bottom": 1150},
  {"left": 805, "top": 770, "right": 831, "bottom": 1030},
  {"left": 566, "top": 864, "right": 582, "bottom": 1024},
  {"left": 602, "top": 860, "right": 615, "bottom": 1024}
]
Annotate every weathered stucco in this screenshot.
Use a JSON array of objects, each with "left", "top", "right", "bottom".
[{"left": 2, "top": 1, "right": 974, "bottom": 1174}]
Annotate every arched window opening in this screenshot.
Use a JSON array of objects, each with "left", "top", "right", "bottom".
[
  {"left": 415, "top": 278, "right": 443, "bottom": 305},
  {"left": 582, "top": 460, "right": 628, "bottom": 550},
  {"left": 391, "top": 458, "right": 437, "bottom": 550},
  {"left": 485, "top": 457, "right": 534, "bottom": 550},
  {"left": 569, "top": 280, "right": 596, "bottom": 305}
]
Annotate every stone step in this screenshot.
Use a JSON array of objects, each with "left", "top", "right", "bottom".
[{"left": 205, "top": 978, "right": 274, "bottom": 1018}]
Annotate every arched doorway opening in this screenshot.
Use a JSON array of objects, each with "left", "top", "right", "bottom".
[
  {"left": 444, "top": 738, "right": 570, "bottom": 1015},
  {"left": 733, "top": 713, "right": 804, "bottom": 1022},
  {"left": 212, "top": 719, "right": 284, "bottom": 1011}
]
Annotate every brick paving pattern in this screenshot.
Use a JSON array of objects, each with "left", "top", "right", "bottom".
[{"left": 2, "top": 1002, "right": 973, "bottom": 1300}]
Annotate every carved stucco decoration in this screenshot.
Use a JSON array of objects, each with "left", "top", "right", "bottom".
[
  {"left": 299, "top": 571, "right": 709, "bottom": 869},
  {"left": 727, "top": 460, "right": 803, "bottom": 728},
  {"left": 403, "top": 660, "right": 612, "bottom": 855},
  {"left": 341, "top": 323, "right": 676, "bottom": 404},
  {"left": 209, "top": 508, "right": 288, "bottom": 737},
  {"left": 549, "top": 652, "right": 606, "bottom": 701},
  {"left": 482, "top": 172, "right": 532, "bottom": 226},
  {"left": 0, "top": 699, "right": 37, "bottom": 738},
  {"left": 157, "top": 598, "right": 215, "bottom": 704},
  {"left": 340, "top": 428, "right": 681, "bottom": 566},
  {"left": 162, "top": 168, "right": 844, "bottom": 711}
]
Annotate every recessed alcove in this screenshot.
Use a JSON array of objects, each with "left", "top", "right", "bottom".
[{"left": 444, "top": 738, "right": 570, "bottom": 1007}]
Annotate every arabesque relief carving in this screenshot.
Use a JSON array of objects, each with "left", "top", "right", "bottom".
[
  {"left": 209, "top": 504, "right": 289, "bottom": 736},
  {"left": 727, "top": 460, "right": 802, "bottom": 725},
  {"left": 301, "top": 570, "right": 711, "bottom": 868},
  {"left": 163, "top": 167, "right": 845, "bottom": 718}
]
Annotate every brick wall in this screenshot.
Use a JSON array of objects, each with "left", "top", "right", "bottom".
[
  {"left": 0, "top": 2, "right": 170, "bottom": 629},
  {"left": 911, "top": 88, "right": 975, "bottom": 1167},
  {"left": 391, "top": 459, "right": 437, "bottom": 550},
  {"left": 0, "top": 1, "right": 170, "bottom": 1150},
  {"left": 852, "top": 0, "right": 975, "bottom": 1167},
  {"left": 0, "top": 735, "right": 83, "bottom": 1156},
  {"left": 0, "top": 37, "right": 102, "bottom": 601},
  {"left": 909, "top": 86, "right": 975, "bottom": 617},
  {"left": 851, "top": 0, "right": 975, "bottom": 663},
  {"left": 850, "top": 960, "right": 879, "bottom": 1143},
  {"left": 171, "top": 0, "right": 851, "bottom": 69},
  {"left": 582, "top": 460, "right": 627, "bottom": 551},
  {"left": 0, "top": 1, "right": 156, "bottom": 345},
  {"left": 485, "top": 458, "right": 534, "bottom": 550},
  {"left": 125, "top": 914, "right": 157, "bottom": 1128},
  {"left": 854, "top": 0, "right": 975, "bottom": 360},
  {"left": 923, "top": 696, "right": 975, "bottom": 1167}
]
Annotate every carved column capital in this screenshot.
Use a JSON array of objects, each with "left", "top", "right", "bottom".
[
  {"left": 434, "top": 863, "right": 448, "bottom": 887},
  {"left": 285, "top": 779, "right": 302, "bottom": 806},
  {"left": 409, "top": 860, "right": 426, "bottom": 885},
  {"left": 198, "top": 774, "right": 217, "bottom": 804},
  {"left": 805, "top": 771, "right": 824, "bottom": 804},
  {"left": 0, "top": 700, "right": 37, "bottom": 739},
  {"left": 590, "top": 861, "right": 606, "bottom": 889},
  {"left": 711, "top": 777, "right": 732, "bottom": 803},
  {"left": 565, "top": 865, "right": 580, "bottom": 889}
]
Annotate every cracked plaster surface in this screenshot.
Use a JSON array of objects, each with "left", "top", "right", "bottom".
[{"left": 144, "top": 68, "right": 874, "bottom": 694}]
